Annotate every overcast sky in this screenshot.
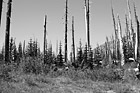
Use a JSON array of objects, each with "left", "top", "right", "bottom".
[{"left": 0, "top": 0, "right": 140, "bottom": 54}]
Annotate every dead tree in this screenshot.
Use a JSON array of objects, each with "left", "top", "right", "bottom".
[
  {"left": 117, "top": 15, "right": 125, "bottom": 66},
  {"left": 44, "top": 15, "right": 47, "bottom": 64},
  {"left": 134, "top": 3, "right": 140, "bottom": 61},
  {"left": 111, "top": 3, "right": 118, "bottom": 62},
  {"left": 5, "top": 0, "right": 12, "bottom": 63},
  {"left": 23, "top": 40, "right": 25, "bottom": 57},
  {"left": 0, "top": 0, "right": 3, "bottom": 26},
  {"left": 85, "top": 0, "right": 90, "bottom": 50},
  {"left": 64, "top": 0, "right": 68, "bottom": 63},
  {"left": 72, "top": 16, "right": 75, "bottom": 63}
]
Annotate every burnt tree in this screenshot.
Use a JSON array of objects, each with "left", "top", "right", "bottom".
[
  {"left": 0, "top": 0, "right": 3, "bottom": 26},
  {"left": 64, "top": 0, "right": 68, "bottom": 63},
  {"left": 72, "top": 16, "right": 75, "bottom": 63},
  {"left": 5, "top": 0, "right": 13, "bottom": 63}
]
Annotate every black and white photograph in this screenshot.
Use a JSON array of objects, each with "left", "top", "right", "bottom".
[{"left": 0, "top": 0, "right": 140, "bottom": 92}]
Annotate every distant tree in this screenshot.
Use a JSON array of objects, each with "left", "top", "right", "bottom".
[
  {"left": 87, "top": 46, "right": 94, "bottom": 69},
  {"left": 57, "top": 41, "right": 64, "bottom": 67},
  {"left": 94, "top": 46, "right": 102, "bottom": 66},
  {"left": 18, "top": 42, "right": 23, "bottom": 59},
  {"left": 76, "top": 40, "right": 83, "bottom": 67},
  {"left": 81, "top": 43, "right": 88, "bottom": 69},
  {"left": 27, "top": 38, "right": 33, "bottom": 57},
  {"left": 46, "top": 43, "right": 53, "bottom": 66},
  {"left": 32, "top": 40, "right": 38, "bottom": 57}
]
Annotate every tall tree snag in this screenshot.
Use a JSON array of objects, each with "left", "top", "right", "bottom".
[
  {"left": 85, "top": 0, "right": 90, "bottom": 50},
  {"left": 64, "top": 0, "right": 68, "bottom": 63},
  {"left": 134, "top": 3, "right": 140, "bottom": 61},
  {"left": 0, "top": 0, "right": 3, "bottom": 26},
  {"left": 111, "top": 2, "right": 118, "bottom": 62},
  {"left": 72, "top": 16, "right": 75, "bottom": 63},
  {"left": 117, "top": 15, "right": 124, "bottom": 66},
  {"left": 44, "top": 15, "right": 47, "bottom": 64},
  {"left": 5, "top": 0, "right": 12, "bottom": 63}
]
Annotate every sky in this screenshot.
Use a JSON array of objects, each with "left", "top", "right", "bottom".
[{"left": 0, "top": 0, "right": 140, "bottom": 55}]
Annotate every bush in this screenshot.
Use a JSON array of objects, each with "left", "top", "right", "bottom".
[
  {"left": 21, "top": 57, "right": 43, "bottom": 74},
  {"left": 0, "top": 64, "right": 13, "bottom": 81},
  {"left": 47, "top": 67, "right": 123, "bottom": 82}
]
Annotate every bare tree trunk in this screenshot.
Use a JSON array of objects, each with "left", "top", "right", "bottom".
[
  {"left": 44, "top": 15, "right": 47, "bottom": 64},
  {"left": 23, "top": 40, "right": 25, "bottom": 57},
  {"left": 0, "top": 0, "right": 3, "bottom": 26},
  {"left": 5, "top": 0, "right": 12, "bottom": 63},
  {"left": 134, "top": 3, "right": 140, "bottom": 61},
  {"left": 117, "top": 15, "right": 124, "bottom": 66},
  {"left": 64, "top": 0, "right": 68, "bottom": 63},
  {"left": 111, "top": 3, "right": 118, "bottom": 62},
  {"left": 72, "top": 16, "right": 75, "bottom": 63},
  {"left": 85, "top": 0, "right": 90, "bottom": 50}
]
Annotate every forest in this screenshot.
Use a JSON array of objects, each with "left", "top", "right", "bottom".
[{"left": 0, "top": 0, "right": 140, "bottom": 93}]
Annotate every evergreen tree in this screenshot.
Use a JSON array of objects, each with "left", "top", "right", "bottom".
[
  {"left": 87, "top": 46, "right": 94, "bottom": 69},
  {"left": 76, "top": 40, "right": 83, "bottom": 67},
  {"left": 81, "top": 43, "right": 88, "bottom": 69},
  {"left": 46, "top": 43, "right": 53, "bottom": 66},
  {"left": 18, "top": 42, "right": 22, "bottom": 58},
  {"left": 27, "top": 38, "right": 33, "bottom": 57},
  {"left": 57, "top": 41, "right": 64, "bottom": 67},
  {"left": 94, "top": 46, "right": 102, "bottom": 66}
]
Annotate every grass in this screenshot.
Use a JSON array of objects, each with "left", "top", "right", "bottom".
[
  {"left": 1, "top": 67, "right": 140, "bottom": 93},
  {"left": 0, "top": 61, "right": 140, "bottom": 93}
]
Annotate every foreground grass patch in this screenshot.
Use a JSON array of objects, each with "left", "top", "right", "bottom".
[{"left": 1, "top": 73, "right": 140, "bottom": 93}]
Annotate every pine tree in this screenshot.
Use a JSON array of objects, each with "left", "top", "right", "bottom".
[
  {"left": 57, "top": 41, "right": 64, "bottom": 67},
  {"left": 81, "top": 43, "right": 88, "bottom": 69},
  {"left": 76, "top": 40, "right": 83, "bottom": 67},
  {"left": 94, "top": 45, "right": 102, "bottom": 66},
  {"left": 46, "top": 43, "right": 53, "bottom": 66},
  {"left": 87, "top": 46, "right": 94, "bottom": 69},
  {"left": 27, "top": 38, "right": 33, "bottom": 57},
  {"left": 33, "top": 40, "right": 37, "bottom": 57},
  {"left": 18, "top": 42, "right": 22, "bottom": 58}
]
